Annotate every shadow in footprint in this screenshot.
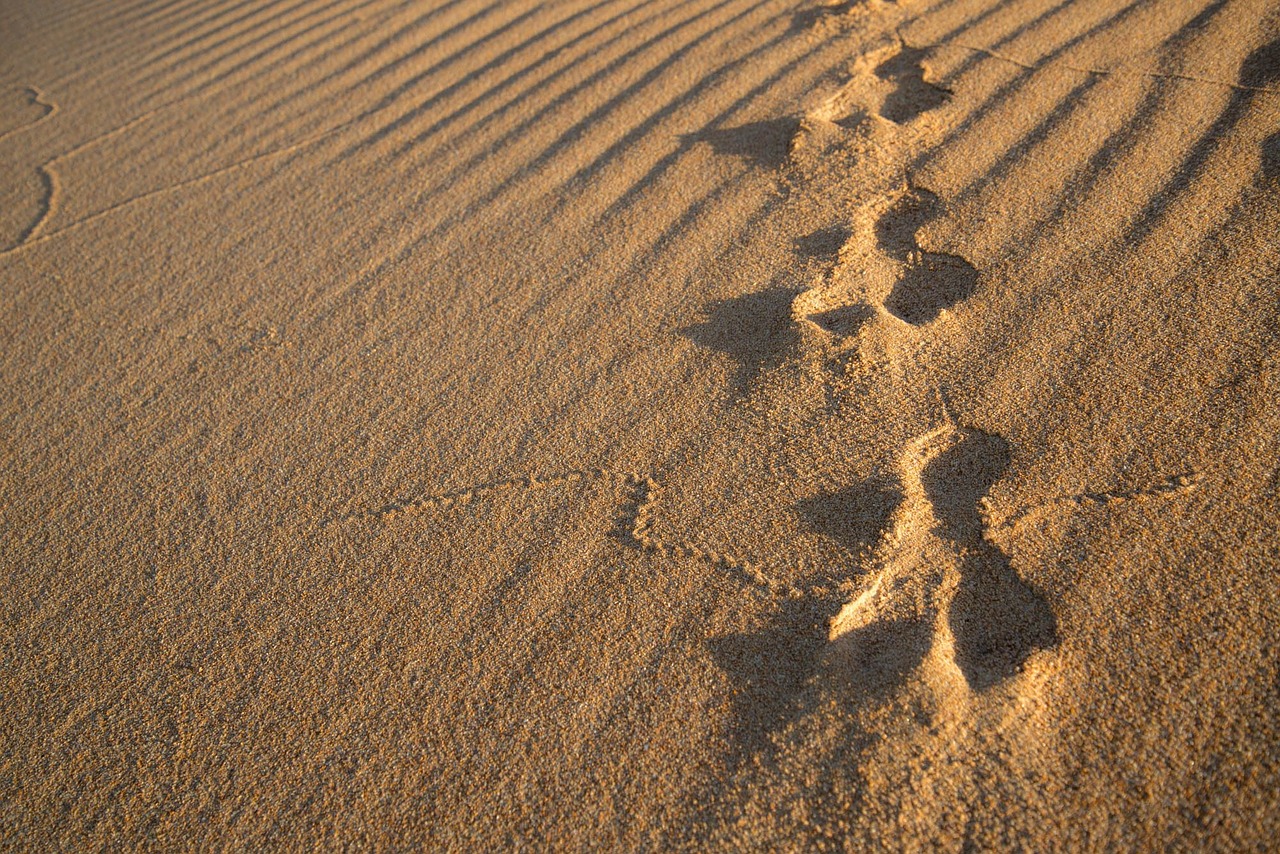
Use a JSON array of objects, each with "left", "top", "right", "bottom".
[
  {"left": 875, "top": 47, "right": 951, "bottom": 124},
  {"left": 873, "top": 188, "right": 978, "bottom": 324},
  {"left": 807, "top": 304, "right": 876, "bottom": 338},
  {"left": 1262, "top": 130, "right": 1279, "bottom": 183},
  {"left": 681, "top": 288, "right": 799, "bottom": 393},
  {"left": 825, "top": 616, "right": 934, "bottom": 697},
  {"left": 884, "top": 253, "right": 979, "bottom": 325},
  {"left": 680, "top": 118, "right": 798, "bottom": 169},
  {"left": 703, "top": 477, "right": 904, "bottom": 768},
  {"left": 797, "top": 480, "right": 931, "bottom": 695},
  {"left": 707, "top": 597, "right": 835, "bottom": 768},
  {"left": 875, "top": 189, "right": 938, "bottom": 259},
  {"left": 921, "top": 430, "right": 1057, "bottom": 689}
]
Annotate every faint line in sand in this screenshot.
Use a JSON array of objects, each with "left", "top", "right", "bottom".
[
  {"left": 899, "top": 30, "right": 1280, "bottom": 96},
  {"left": 2, "top": 118, "right": 358, "bottom": 258},
  {"left": 0, "top": 86, "right": 57, "bottom": 144},
  {"left": 325, "top": 466, "right": 817, "bottom": 599},
  {"left": 986, "top": 470, "right": 1203, "bottom": 534}
]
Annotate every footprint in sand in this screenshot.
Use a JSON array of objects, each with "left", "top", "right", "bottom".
[
  {"left": 789, "top": 186, "right": 979, "bottom": 343},
  {"left": 825, "top": 423, "right": 1058, "bottom": 693},
  {"left": 802, "top": 40, "right": 953, "bottom": 133},
  {"left": 919, "top": 427, "right": 1058, "bottom": 688},
  {"left": 875, "top": 188, "right": 978, "bottom": 325},
  {"left": 873, "top": 46, "right": 951, "bottom": 124}
]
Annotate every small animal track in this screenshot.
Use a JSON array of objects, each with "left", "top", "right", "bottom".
[
  {"left": 329, "top": 455, "right": 1199, "bottom": 620},
  {"left": 0, "top": 86, "right": 56, "bottom": 143},
  {"left": 0, "top": 98, "right": 359, "bottom": 256},
  {"left": 988, "top": 471, "right": 1203, "bottom": 533},
  {"left": 328, "top": 468, "right": 820, "bottom": 600}
]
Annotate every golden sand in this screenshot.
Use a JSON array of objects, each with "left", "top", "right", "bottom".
[{"left": 2, "top": 0, "right": 1278, "bottom": 847}]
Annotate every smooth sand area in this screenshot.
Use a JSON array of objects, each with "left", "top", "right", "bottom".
[{"left": 2, "top": 0, "right": 1278, "bottom": 847}]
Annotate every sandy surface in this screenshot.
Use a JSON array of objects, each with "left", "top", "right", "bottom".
[{"left": 2, "top": 0, "right": 1279, "bottom": 848}]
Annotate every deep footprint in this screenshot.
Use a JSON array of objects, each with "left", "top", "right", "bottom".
[
  {"left": 875, "top": 47, "right": 951, "bottom": 124},
  {"left": 875, "top": 190, "right": 979, "bottom": 324},
  {"left": 875, "top": 189, "right": 937, "bottom": 259},
  {"left": 920, "top": 429, "right": 1057, "bottom": 689},
  {"left": 884, "top": 253, "right": 978, "bottom": 325}
]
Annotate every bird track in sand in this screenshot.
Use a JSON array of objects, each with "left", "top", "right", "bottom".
[{"left": 323, "top": 461, "right": 1202, "bottom": 610}]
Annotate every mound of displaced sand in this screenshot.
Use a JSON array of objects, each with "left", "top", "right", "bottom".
[{"left": 2, "top": 0, "right": 1278, "bottom": 847}]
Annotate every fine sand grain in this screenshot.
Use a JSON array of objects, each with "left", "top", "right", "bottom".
[{"left": 2, "top": 0, "right": 1279, "bottom": 848}]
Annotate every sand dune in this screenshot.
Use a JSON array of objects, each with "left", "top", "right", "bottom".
[{"left": 2, "top": 0, "right": 1278, "bottom": 847}]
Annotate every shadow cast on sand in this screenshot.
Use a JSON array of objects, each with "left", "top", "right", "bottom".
[
  {"left": 883, "top": 253, "right": 979, "bottom": 325},
  {"left": 680, "top": 118, "right": 799, "bottom": 169},
  {"left": 795, "top": 477, "right": 901, "bottom": 559},
  {"left": 1261, "top": 130, "right": 1279, "bottom": 183},
  {"left": 793, "top": 224, "right": 852, "bottom": 260},
  {"left": 703, "top": 476, "right": 903, "bottom": 769},
  {"left": 788, "top": 1, "right": 866, "bottom": 33},
  {"left": 706, "top": 596, "right": 835, "bottom": 768},
  {"left": 681, "top": 288, "right": 800, "bottom": 394}
]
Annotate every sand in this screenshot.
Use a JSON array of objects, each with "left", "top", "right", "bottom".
[{"left": 1, "top": 0, "right": 1278, "bottom": 848}]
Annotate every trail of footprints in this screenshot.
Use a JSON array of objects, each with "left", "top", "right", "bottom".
[
  {"left": 332, "top": 34, "right": 1202, "bottom": 694},
  {"left": 781, "top": 36, "right": 1195, "bottom": 687},
  {"left": 790, "top": 39, "right": 975, "bottom": 335}
]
